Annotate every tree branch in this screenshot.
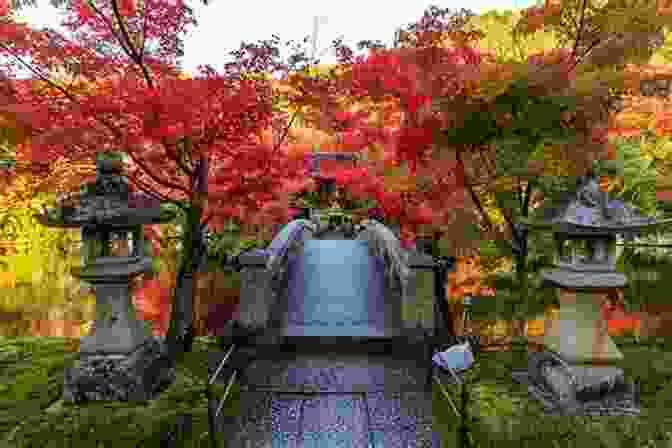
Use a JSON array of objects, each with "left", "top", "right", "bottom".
[
  {"left": 125, "top": 172, "right": 184, "bottom": 208},
  {"left": 139, "top": 0, "right": 149, "bottom": 62},
  {"left": 108, "top": 0, "right": 154, "bottom": 88},
  {"left": 516, "top": 176, "right": 524, "bottom": 210},
  {"left": 259, "top": 106, "right": 299, "bottom": 179},
  {"left": 455, "top": 146, "right": 494, "bottom": 233},
  {"left": 161, "top": 137, "right": 194, "bottom": 179},
  {"left": 125, "top": 148, "right": 192, "bottom": 196},
  {"left": 522, "top": 180, "right": 532, "bottom": 217},
  {"left": 572, "top": 0, "right": 589, "bottom": 61}
]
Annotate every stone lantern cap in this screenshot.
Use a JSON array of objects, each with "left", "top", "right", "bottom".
[
  {"left": 519, "top": 173, "right": 672, "bottom": 289},
  {"left": 520, "top": 174, "right": 672, "bottom": 237},
  {"left": 35, "top": 154, "right": 178, "bottom": 228}
]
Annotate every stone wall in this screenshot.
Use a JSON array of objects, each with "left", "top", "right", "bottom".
[
  {"left": 236, "top": 252, "right": 274, "bottom": 331},
  {"left": 404, "top": 251, "right": 437, "bottom": 338},
  {"left": 234, "top": 220, "right": 317, "bottom": 335}
]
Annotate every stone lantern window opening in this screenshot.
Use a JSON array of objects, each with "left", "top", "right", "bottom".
[
  {"left": 554, "top": 234, "right": 618, "bottom": 268},
  {"left": 82, "top": 226, "right": 146, "bottom": 261},
  {"left": 109, "top": 230, "right": 131, "bottom": 257}
]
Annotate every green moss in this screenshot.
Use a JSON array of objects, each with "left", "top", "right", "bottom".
[
  {"left": 2, "top": 336, "right": 672, "bottom": 447},
  {"left": 431, "top": 340, "right": 672, "bottom": 447}
]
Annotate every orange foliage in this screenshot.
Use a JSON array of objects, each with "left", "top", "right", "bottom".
[
  {"left": 609, "top": 64, "right": 672, "bottom": 137},
  {"left": 133, "top": 272, "right": 173, "bottom": 337},
  {"left": 445, "top": 256, "right": 496, "bottom": 299}
]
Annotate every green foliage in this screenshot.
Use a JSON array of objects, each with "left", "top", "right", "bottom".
[
  {"left": 159, "top": 202, "right": 186, "bottom": 226},
  {"left": 616, "top": 244, "right": 672, "bottom": 312},
  {"left": 466, "top": 81, "right": 583, "bottom": 303},
  {"left": 236, "top": 236, "right": 272, "bottom": 254},
  {"left": 441, "top": 109, "right": 499, "bottom": 147},
  {"left": 478, "top": 239, "right": 514, "bottom": 269},
  {"left": 205, "top": 224, "right": 271, "bottom": 265},
  {"left": 290, "top": 189, "right": 321, "bottom": 209},
  {"left": 491, "top": 81, "right": 579, "bottom": 174},
  {"left": 475, "top": 267, "right": 558, "bottom": 321},
  {"left": 609, "top": 136, "right": 659, "bottom": 216}
]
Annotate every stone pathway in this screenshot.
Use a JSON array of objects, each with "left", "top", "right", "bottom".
[{"left": 213, "top": 350, "right": 437, "bottom": 447}]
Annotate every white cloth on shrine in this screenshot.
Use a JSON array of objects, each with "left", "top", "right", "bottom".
[
  {"left": 432, "top": 341, "right": 474, "bottom": 372},
  {"left": 356, "top": 219, "right": 410, "bottom": 294},
  {"left": 266, "top": 219, "right": 316, "bottom": 280}
]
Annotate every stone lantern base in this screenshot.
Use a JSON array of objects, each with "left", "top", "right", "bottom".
[
  {"left": 519, "top": 288, "right": 640, "bottom": 415},
  {"left": 515, "top": 350, "right": 639, "bottom": 416},
  {"left": 63, "top": 339, "right": 175, "bottom": 403}
]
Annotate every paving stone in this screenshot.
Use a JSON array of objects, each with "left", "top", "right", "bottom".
[
  {"left": 240, "top": 353, "right": 427, "bottom": 393},
  {"left": 366, "top": 390, "right": 433, "bottom": 430},
  {"left": 270, "top": 395, "right": 303, "bottom": 448},
  {"left": 370, "top": 425, "right": 435, "bottom": 448},
  {"left": 301, "top": 394, "right": 369, "bottom": 447}
]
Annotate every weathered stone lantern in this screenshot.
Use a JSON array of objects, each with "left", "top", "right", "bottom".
[
  {"left": 35, "top": 151, "right": 178, "bottom": 403},
  {"left": 520, "top": 171, "right": 672, "bottom": 415}
]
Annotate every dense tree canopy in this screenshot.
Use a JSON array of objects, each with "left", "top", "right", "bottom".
[{"left": 2, "top": 1, "right": 672, "bottom": 343}]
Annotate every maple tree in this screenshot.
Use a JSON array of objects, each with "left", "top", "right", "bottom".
[
  {"left": 0, "top": 0, "right": 323, "bottom": 357},
  {"left": 3, "top": 0, "right": 670, "bottom": 348},
  {"left": 275, "top": 7, "right": 482, "bottom": 249},
  {"left": 272, "top": 4, "right": 672, "bottom": 339},
  {"left": 461, "top": 2, "right": 672, "bottom": 335}
]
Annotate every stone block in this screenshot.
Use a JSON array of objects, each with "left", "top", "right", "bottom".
[
  {"left": 236, "top": 267, "right": 276, "bottom": 330},
  {"left": 400, "top": 269, "right": 434, "bottom": 332},
  {"left": 62, "top": 339, "right": 175, "bottom": 403},
  {"left": 542, "top": 291, "right": 624, "bottom": 363}
]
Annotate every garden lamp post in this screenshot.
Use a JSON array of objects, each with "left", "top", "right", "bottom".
[
  {"left": 520, "top": 170, "right": 672, "bottom": 415},
  {"left": 35, "top": 151, "right": 178, "bottom": 403}
]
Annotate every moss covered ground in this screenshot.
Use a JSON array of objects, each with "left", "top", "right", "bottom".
[{"left": 1, "top": 335, "right": 671, "bottom": 447}]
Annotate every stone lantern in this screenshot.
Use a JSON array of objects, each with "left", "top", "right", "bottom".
[
  {"left": 35, "top": 151, "right": 178, "bottom": 403},
  {"left": 520, "top": 172, "right": 672, "bottom": 415}
]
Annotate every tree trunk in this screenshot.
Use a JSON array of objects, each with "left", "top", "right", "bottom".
[
  {"left": 512, "top": 252, "right": 528, "bottom": 340},
  {"left": 164, "top": 154, "right": 209, "bottom": 359},
  {"left": 165, "top": 204, "right": 205, "bottom": 358}
]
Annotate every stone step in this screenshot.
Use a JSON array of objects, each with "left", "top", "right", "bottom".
[
  {"left": 237, "top": 352, "right": 429, "bottom": 393},
  {"left": 279, "top": 334, "right": 423, "bottom": 356},
  {"left": 217, "top": 389, "right": 436, "bottom": 447}
]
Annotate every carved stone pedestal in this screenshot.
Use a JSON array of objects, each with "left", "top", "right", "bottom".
[
  {"left": 63, "top": 339, "right": 175, "bottom": 403},
  {"left": 524, "top": 289, "right": 639, "bottom": 415}
]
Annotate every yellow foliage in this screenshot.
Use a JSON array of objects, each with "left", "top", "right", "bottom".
[
  {"left": 646, "top": 137, "right": 672, "bottom": 160},
  {"left": 613, "top": 111, "right": 657, "bottom": 130},
  {"left": 540, "top": 144, "right": 579, "bottom": 177},
  {"left": 491, "top": 176, "right": 518, "bottom": 192},
  {"left": 480, "top": 192, "right": 508, "bottom": 229},
  {"left": 472, "top": 60, "right": 527, "bottom": 100},
  {"left": 469, "top": 9, "right": 559, "bottom": 63}
]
